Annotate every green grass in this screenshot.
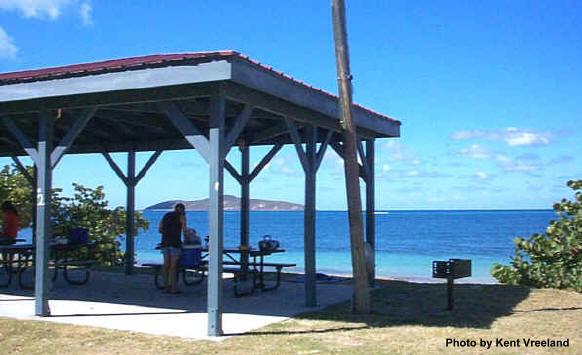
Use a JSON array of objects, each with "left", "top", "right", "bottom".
[{"left": 1, "top": 280, "right": 580, "bottom": 354}]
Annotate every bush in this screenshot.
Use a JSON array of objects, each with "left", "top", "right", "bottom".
[
  {"left": 491, "top": 180, "right": 582, "bottom": 292},
  {"left": 0, "top": 164, "right": 149, "bottom": 266}
]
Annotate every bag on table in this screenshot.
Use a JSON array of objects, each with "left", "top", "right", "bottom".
[{"left": 258, "top": 235, "right": 280, "bottom": 251}]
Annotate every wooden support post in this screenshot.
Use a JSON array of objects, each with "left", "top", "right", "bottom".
[
  {"left": 102, "top": 149, "right": 162, "bottom": 274},
  {"left": 32, "top": 166, "right": 37, "bottom": 244},
  {"left": 248, "top": 144, "right": 283, "bottom": 181},
  {"left": 10, "top": 155, "right": 33, "bottom": 184},
  {"left": 3, "top": 110, "right": 95, "bottom": 316},
  {"left": 240, "top": 144, "right": 250, "bottom": 271},
  {"left": 330, "top": 142, "right": 368, "bottom": 180},
  {"left": 286, "top": 121, "right": 331, "bottom": 307},
  {"left": 207, "top": 92, "right": 225, "bottom": 337},
  {"left": 157, "top": 102, "right": 210, "bottom": 163},
  {"left": 125, "top": 149, "right": 136, "bottom": 275},
  {"left": 304, "top": 125, "right": 317, "bottom": 307},
  {"left": 2, "top": 118, "right": 39, "bottom": 165},
  {"left": 225, "top": 105, "right": 253, "bottom": 155},
  {"left": 365, "top": 139, "right": 375, "bottom": 287},
  {"left": 332, "top": 0, "right": 370, "bottom": 313},
  {"left": 224, "top": 160, "right": 242, "bottom": 184},
  {"left": 35, "top": 112, "right": 53, "bottom": 316},
  {"left": 50, "top": 107, "right": 97, "bottom": 168}
]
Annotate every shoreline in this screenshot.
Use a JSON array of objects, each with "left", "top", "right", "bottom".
[
  {"left": 131, "top": 263, "right": 498, "bottom": 285},
  {"left": 313, "top": 271, "right": 499, "bottom": 285}
]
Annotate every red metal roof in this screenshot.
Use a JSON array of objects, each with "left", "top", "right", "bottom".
[
  {"left": 0, "top": 51, "right": 400, "bottom": 124},
  {"left": 0, "top": 51, "right": 235, "bottom": 83}
]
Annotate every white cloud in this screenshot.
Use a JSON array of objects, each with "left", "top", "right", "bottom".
[
  {"left": 0, "top": 1, "right": 94, "bottom": 59},
  {"left": 451, "top": 128, "right": 554, "bottom": 147},
  {"left": 451, "top": 129, "right": 496, "bottom": 141},
  {"left": 0, "top": 26, "right": 18, "bottom": 58},
  {"left": 460, "top": 144, "right": 491, "bottom": 159},
  {"left": 381, "top": 141, "right": 421, "bottom": 164},
  {"left": 0, "top": 0, "right": 74, "bottom": 20},
  {"left": 0, "top": 0, "right": 92, "bottom": 24},
  {"left": 269, "top": 156, "right": 300, "bottom": 176},
  {"left": 494, "top": 154, "right": 511, "bottom": 163},
  {"left": 504, "top": 127, "right": 551, "bottom": 146},
  {"left": 79, "top": 1, "right": 92, "bottom": 26},
  {"left": 497, "top": 154, "right": 541, "bottom": 173},
  {"left": 502, "top": 161, "right": 539, "bottom": 172},
  {"left": 457, "top": 144, "right": 544, "bottom": 175},
  {"left": 381, "top": 164, "right": 391, "bottom": 173},
  {"left": 474, "top": 171, "right": 489, "bottom": 180}
]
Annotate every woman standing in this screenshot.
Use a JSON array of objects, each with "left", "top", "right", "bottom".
[{"left": 158, "top": 203, "right": 187, "bottom": 293}]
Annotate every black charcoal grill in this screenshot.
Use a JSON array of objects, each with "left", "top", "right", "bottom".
[{"left": 432, "top": 259, "right": 472, "bottom": 310}]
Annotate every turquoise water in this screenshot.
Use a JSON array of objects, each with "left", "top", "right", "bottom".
[{"left": 132, "top": 210, "right": 555, "bottom": 284}]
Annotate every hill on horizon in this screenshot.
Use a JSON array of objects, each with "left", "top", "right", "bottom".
[{"left": 145, "top": 195, "right": 304, "bottom": 211}]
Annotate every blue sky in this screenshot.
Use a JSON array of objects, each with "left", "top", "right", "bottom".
[{"left": 0, "top": 1, "right": 580, "bottom": 210}]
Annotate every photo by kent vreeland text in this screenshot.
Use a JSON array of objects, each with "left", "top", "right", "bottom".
[{"left": 446, "top": 338, "right": 570, "bottom": 349}]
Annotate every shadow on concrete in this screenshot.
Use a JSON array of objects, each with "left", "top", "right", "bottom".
[
  {"left": 0, "top": 272, "right": 532, "bottom": 331},
  {"left": 0, "top": 270, "right": 352, "bottom": 319}
]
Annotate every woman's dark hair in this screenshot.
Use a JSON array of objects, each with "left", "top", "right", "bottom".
[
  {"left": 1, "top": 201, "right": 18, "bottom": 215},
  {"left": 174, "top": 203, "right": 186, "bottom": 212}
]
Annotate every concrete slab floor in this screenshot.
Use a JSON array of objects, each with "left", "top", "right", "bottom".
[{"left": 0, "top": 271, "right": 353, "bottom": 340}]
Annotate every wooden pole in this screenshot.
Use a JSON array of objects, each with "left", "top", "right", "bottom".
[
  {"left": 365, "top": 139, "right": 376, "bottom": 287},
  {"left": 125, "top": 149, "right": 136, "bottom": 275},
  {"left": 240, "top": 144, "right": 250, "bottom": 275},
  {"left": 304, "top": 124, "right": 317, "bottom": 307},
  {"left": 331, "top": 0, "right": 370, "bottom": 313},
  {"left": 207, "top": 92, "right": 225, "bottom": 336},
  {"left": 35, "top": 111, "right": 53, "bottom": 316}
]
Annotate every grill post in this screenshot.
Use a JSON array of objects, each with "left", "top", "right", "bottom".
[
  {"left": 433, "top": 259, "right": 471, "bottom": 311},
  {"left": 447, "top": 276, "right": 454, "bottom": 310}
]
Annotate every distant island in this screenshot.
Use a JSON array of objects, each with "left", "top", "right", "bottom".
[{"left": 145, "top": 195, "right": 304, "bottom": 211}]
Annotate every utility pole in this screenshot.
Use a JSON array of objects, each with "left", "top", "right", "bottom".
[{"left": 331, "top": 0, "right": 370, "bottom": 313}]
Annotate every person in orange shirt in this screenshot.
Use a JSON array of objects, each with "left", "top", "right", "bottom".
[{"left": 1, "top": 201, "right": 19, "bottom": 245}]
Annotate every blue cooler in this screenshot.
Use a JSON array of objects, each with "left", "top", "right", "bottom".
[
  {"left": 180, "top": 246, "right": 202, "bottom": 267},
  {"left": 69, "top": 228, "right": 89, "bottom": 244}
]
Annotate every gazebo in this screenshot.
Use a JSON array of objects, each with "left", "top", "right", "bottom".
[{"left": 0, "top": 51, "right": 400, "bottom": 336}]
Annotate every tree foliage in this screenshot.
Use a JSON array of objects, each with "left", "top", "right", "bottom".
[
  {"left": 492, "top": 180, "right": 582, "bottom": 292},
  {"left": 0, "top": 164, "right": 149, "bottom": 265},
  {"left": 0, "top": 165, "right": 35, "bottom": 228}
]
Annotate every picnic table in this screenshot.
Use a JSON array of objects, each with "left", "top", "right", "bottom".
[
  {"left": 144, "top": 245, "right": 296, "bottom": 296},
  {"left": 0, "top": 241, "right": 97, "bottom": 289},
  {"left": 214, "top": 247, "right": 289, "bottom": 292},
  {"left": 0, "top": 243, "right": 34, "bottom": 287},
  {"left": 49, "top": 241, "right": 97, "bottom": 285}
]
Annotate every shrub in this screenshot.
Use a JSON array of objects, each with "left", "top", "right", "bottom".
[
  {"left": 492, "top": 180, "right": 582, "bottom": 292},
  {"left": 0, "top": 164, "right": 148, "bottom": 266}
]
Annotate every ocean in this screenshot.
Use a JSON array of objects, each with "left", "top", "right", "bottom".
[{"left": 134, "top": 209, "right": 556, "bottom": 284}]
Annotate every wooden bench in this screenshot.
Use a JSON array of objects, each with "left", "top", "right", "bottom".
[
  {"left": 52, "top": 260, "right": 97, "bottom": 285},
  {"left": 197, "top": 265, "right": 260, "bottom": 297},
  {"left": 222, "top": 261, "right": 296, "bottom": 293},
  {"left": 141, "top": 261, "right": 295, "bottom": 297},
  {"left": 142, "top": 263, "right": 261, "bottom": 297},
  {"left": 142, "top": 262, "right": 206, "bottom": 289},
  {"left": 15, "top": 259, "right": 97, "bottom": 289}
]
